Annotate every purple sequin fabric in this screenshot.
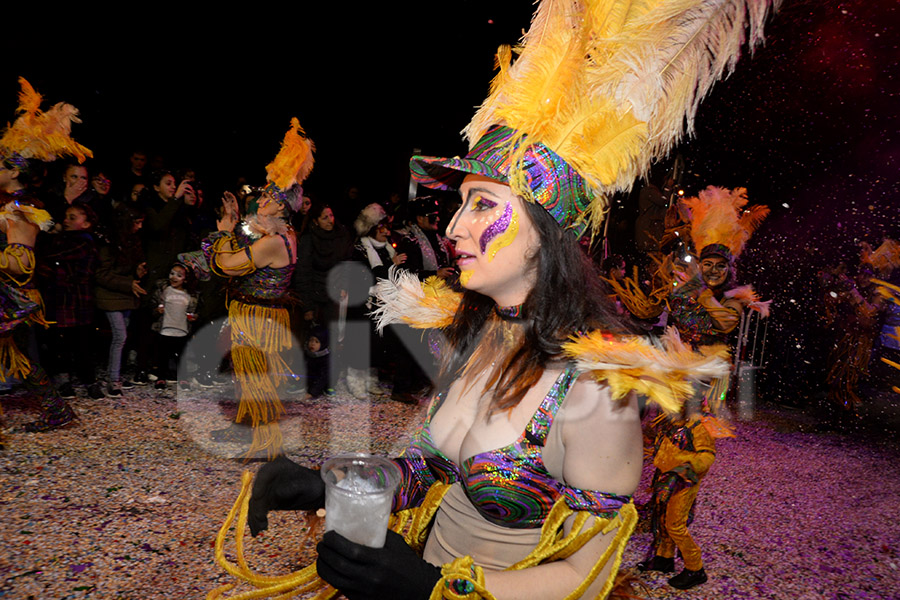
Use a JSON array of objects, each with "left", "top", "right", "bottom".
[
  {"left": 392, "top": 366, "right": 630, "bottom": 528},
  {"left": 202, "top": 230, "right": 295, "bottom": 302}
]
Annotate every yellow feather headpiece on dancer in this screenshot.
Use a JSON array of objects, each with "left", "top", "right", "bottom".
[
  {"left": 681, "top": 185, "right": 770, "bottom": 261},
  {"left": 262, "top": 118, "right": 315, "bottom": 213},
  {"left": 0, "top": 77, "right": 93, "bottom": 231},
  {"left": 412, "top": 0, "right": 782, "bottom": 239}
]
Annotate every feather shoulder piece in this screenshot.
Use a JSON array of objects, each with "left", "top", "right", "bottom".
[
  {"left": 370, "top": 267, "right": 462, "bottom": 333},
  {"left": 562, "top": 327, "right": 729, "bottom": 414},
  {"left": 0, "top": 78, "right": 92, "bottom": 164},
  {"left": 723, "top": 284, "right": 771, "bottom": 316}
]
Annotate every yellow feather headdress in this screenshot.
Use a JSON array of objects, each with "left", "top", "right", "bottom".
[
  {"left": 0, "top": 77, "right": 93, "bottom": 165},
  {"left": 680, "top": 185, "right": 769, "bottom": 258},
  {"left": 412, "top": 0, "right": 780, "bottom": 236},
  {"left": 264, "top": 117, "right": 315, "bottom": 192}
]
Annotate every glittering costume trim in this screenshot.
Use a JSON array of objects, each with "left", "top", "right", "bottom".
[
  {"left": 211, "top": 477, "right": 637, "bottom": 600},
  {"left": 203, "top": 231, "right": 257, "bottom": 278}
]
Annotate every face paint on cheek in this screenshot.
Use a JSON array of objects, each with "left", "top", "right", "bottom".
[
  {"left": 459, "top": 269, "right": 473, "bottom": 287},
  {"left": 479, "top": 201, "right": 519, "bottom": 262}
]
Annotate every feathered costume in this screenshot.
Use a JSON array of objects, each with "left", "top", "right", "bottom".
[
  {"left": 0, "top": 78, "right": 92, "bottom": 436},
  {"left": 824, "top": 239, "right": 900, "bottom": 411},
  {"left": 209, "top": 1, "right": 779, "bottom": 598},
  {"left": 203, "top": 119, "right": 313, "bottom": 460},
  {"left": 622, "top": 186, "right": 771, "bottom": 585}
]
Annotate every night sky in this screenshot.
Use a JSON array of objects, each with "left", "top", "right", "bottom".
[{"left": 4, "top": 0, "right": 899, "bottom": 403}]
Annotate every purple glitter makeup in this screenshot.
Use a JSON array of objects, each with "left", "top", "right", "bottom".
[{"left": 480, "top": 201, "right": 513, "bottom": 255}]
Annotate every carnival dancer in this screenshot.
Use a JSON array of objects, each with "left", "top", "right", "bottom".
[
  {"left": 0, "top": 78, "right": 91, "bottom": 438},
  {"left": 203, "top": 119, "right": 313, "bottom": 460},
  {"left": 631, "top": 186, "right": 770, "bottom": 590},
  {"left": 211, "top": 1, "right": 778, "bottom": 598}
]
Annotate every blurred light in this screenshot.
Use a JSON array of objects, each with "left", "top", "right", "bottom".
[
  {"left": 677, "top": 189, "right": 684, "bottom": 196},
  {"left": 684, "top": 255, "right": 692, "bottom": 263}
]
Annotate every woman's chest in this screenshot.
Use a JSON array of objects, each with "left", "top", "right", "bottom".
[{"left": 427, "top": 367, "right": 565, "bottom": 466}]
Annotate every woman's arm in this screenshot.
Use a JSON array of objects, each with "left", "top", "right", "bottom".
[
  {"left": 211, "top": 234, "right": 285, "bottom": 276},
  {"left": 697, "top": 288, "right": 742, "bottom": 332}
]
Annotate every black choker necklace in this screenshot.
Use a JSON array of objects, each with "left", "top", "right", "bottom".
[{"left": 495, "top": 304, "right": 525, "bottom": 320}]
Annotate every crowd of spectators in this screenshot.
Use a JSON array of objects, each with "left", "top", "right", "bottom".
[{"left": 19, "top": 149, "right": 460, "bottom": 406}]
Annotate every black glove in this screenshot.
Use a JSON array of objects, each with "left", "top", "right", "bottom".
[
  {"left": 316, "top": 529, "right": 442, "bottom": 600},
  {"left": 247, "top": 455, "right": 326, "bottom": 537}
]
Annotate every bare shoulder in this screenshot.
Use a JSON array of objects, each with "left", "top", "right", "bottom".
[
  {"left": 561, "top": 374, "right": 640, "bottom": 425},
  {"left": 557, "top": 375, "right": 643, "bottom": 494}
]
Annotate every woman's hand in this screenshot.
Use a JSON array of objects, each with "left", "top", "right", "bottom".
[
  {"left": 223, "top": 191, "right": 240, "bottom": 217},
  {"left": 174, "top": 180, "right": 195, "bottom": 202},
  {"left": 136, "top": 262, "right": 148, "bottom": 278},
  {"left": 217, "top": 192, "right": 239, "bottom": 232},
  {"left": 316, "top": 530, "right": 442, "bottom": 600},
  {"left": 247, "top": 456, "right": 326, "bottom": 537},
  {"left": 64, "top": 177, "right": 88, "bottom": 202},
  {"left": 132, "top": 280, "right": 147, "bottom": 298},
  {"left": 217, "top": 209, "right": 237, "bottom": 233},
  {"left": 392, "top": 253, "right": 407, "bottom": 266}
]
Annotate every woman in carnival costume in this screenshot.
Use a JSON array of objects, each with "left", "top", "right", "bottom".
[
  {"left": 209, "top": 1, "right": 778, "bottom": 598},
  {"left": 0, "top": 78, "right": 91, "bottom": 439},
  {"left": 626, "top": 186, "right": 770, "bottom": 589},
  {"left": 200, "top": 118, "right": 313, "bottom": 460}
]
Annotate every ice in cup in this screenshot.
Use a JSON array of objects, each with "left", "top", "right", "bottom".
[{"left": 321, "top": 454, "right": 401, "bottom": 548}]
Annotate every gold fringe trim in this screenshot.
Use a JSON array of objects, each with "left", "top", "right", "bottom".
[
  {"left": 229, "top": 300, "right": 293, "bottom": 460},
  {"left": 0, "top": 335, "right": 31, "bottom": 383},
  {"left": 210, "top": 477, "right": 636, "bottom": 600}
]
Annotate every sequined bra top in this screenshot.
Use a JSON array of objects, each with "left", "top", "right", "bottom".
[
  {"left": 233, "top": 232, "right": 296, "bottom": 301},
  {"left": 395, "top": 366, "right": 631, "bottom": 529}
]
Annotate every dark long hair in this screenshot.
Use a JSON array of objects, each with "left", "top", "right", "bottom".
[{"left": 440, "top": 200, "right": 631, "bottom": 413}]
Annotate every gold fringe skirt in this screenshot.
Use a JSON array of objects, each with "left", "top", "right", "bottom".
[{"left": 228, "top": 299, "right": 293, "bottom": 459}]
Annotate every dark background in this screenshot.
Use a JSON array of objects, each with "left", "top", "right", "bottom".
[{"left": 4, "top": 0, "right": 899, "bottom": 406}]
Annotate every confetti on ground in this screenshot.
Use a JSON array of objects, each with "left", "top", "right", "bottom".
[{"left": 0, "top": 379, "right": 898, "bottom": 599}]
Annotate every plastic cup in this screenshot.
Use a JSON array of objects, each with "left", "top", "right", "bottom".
[{"left": 321, "top": 453, "right": 401, "bottom": 548}]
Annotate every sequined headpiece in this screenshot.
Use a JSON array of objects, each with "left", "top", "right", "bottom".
[{"left": 411, "top": 125, "right": 593, "bottom": 237}]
